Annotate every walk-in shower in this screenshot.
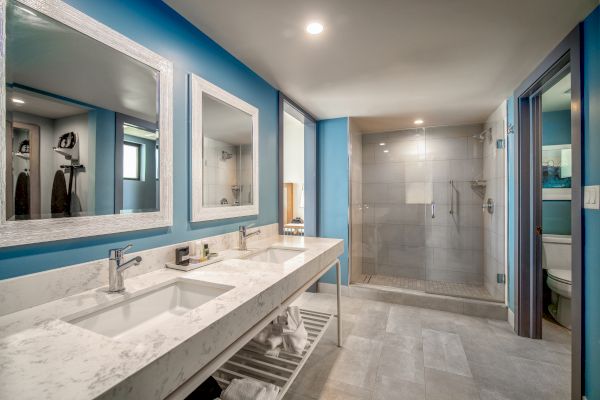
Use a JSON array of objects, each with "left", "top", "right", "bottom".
[{"left": 350, "top": 120, "right": 507, "bottom": 303}]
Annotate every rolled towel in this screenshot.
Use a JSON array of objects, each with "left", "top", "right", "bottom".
[
  {"left": 220, "top": 378, "right": 279, "bottom": 400},
  {"left": 281, "top": 306, "right": 308, "bottom": 354}
]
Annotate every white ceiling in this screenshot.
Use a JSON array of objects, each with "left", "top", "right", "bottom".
[
  {"left": 6, "top": 3, "right": 159, "bottom": 123},
  {"left": 7, "top": 88, "right": 88, "bottom": 119},
  {"left": 165, "top": 0, "right": 596, "bottom": 133},
  {"left": 203, "top": 94, "right": 253, "bottom": 145}
]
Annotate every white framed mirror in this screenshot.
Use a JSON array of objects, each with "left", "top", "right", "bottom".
[
  {"left": 190, "top": 74, "right": 258, "bottom": 222},
  {"left": 0, "top": 0, "right": 173, "bottom": 247}
]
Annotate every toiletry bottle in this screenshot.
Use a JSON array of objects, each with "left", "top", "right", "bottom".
[
  {"left": 194, "top": 241, "right": 203, "bottom": 258},
  {"left": 203, "top": 243, "right": 210, "bottom": 260}
]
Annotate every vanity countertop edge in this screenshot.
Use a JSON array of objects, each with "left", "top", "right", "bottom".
[{"left": 0, "top": 235, "right": 344, "bottom": 400}]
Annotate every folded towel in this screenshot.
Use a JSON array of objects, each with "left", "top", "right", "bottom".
[
  {"left": 220, "top": 378, "right": 279, "bottom": 400},
  {"left": 281, "top": 306, "right": 308, "bottom": 354},
  {"left": 252, "top": 306, "right": 308, "bottom": 355}
]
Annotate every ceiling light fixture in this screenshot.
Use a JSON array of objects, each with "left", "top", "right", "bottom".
[
  {"left": 306, "top": 22, "right": 324, "bottom": 35},
  {"left": 414, "top": 119, "right": 424, "bottom": 125},
  {"left": 383, "top": 149, "right": 389, "bottom": 153},
  {"left": 379, "top": 142, "right": 386, "bottom": 146},
  {"left": 11, "top": 98, "right": 25, "bottom": 104}
]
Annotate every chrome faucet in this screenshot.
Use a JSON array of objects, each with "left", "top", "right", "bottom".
[
  {"left": 108, "top": 244, "right": 142, "bottom": 293},
  {"left": 238, "top": 225, "right": 261, "bottom": 251}
]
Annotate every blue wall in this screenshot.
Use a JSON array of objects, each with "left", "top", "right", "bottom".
[
  {"left": 0, "top": 0, "right": 278, "bottom": 279},
  {"left": 583, "top": 5, "right": 600, "bottom": 399},
  {"left": 122, "top": 135, "right": 158, "bottom": 212},
  {"left": 542, "top": 110, "right": 571, "bottom": 145},
  {"left": 542, "top": 201, "right": 572, "bottom": 235},
  {"left": 317, "top": 118, "right": 349, "bottom": 285},
  {"left": 91, "top": 108, "right": 116, "bottom": 215}
]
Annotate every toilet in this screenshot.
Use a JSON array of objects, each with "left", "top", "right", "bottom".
[{"left": 542, "top": 234, "right": 572, "bottom": 329}]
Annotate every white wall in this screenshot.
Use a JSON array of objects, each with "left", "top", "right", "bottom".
[
  {"left": 482, "top": 101, "right": 507, "bottom": 301},
  {"left": 283, "top": 112, "right": 304, "bottom": 184},
  {"left": 53, "top": 113, "right": 94, "bottom": 215}
]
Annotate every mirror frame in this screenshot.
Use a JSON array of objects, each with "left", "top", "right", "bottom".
[
  {"left": 0, "top": 0, "right": 174, "bottom": 248},
  {"left": 190, "top": 74, "right": 259, "bottom": 222}
]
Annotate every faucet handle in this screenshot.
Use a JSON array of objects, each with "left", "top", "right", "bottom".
[{"left": 109, "top": 244, "right": 133, "bottom": 259}]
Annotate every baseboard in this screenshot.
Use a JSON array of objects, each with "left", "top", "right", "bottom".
[
  {"left": 319, "top": 282, "right": 507, "bottom": 320},
  {"left": 508, "top": 307, "right": 515, "bottom": 330},
  {"left": 317, "top": 282, "right": 351, "bottom": 296}
]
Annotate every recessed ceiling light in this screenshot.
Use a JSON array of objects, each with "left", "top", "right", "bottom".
[
  {"left": 383, "top": 149, "right": 389, "bottom": 153},
  {"left": 11, "top": 98, "right": 25, "bottom": 104},
  {"left": 414, "top": 119, "right": 424, "bottom": 125},
  {"left": 306, "top": 22, "right": 324, "bottom": 35},
  {"left": 379, "top": 142, "right": 386, "bottom": 146}
]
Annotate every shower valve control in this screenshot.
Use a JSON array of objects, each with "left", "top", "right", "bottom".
[{"left": 482, "top": 198, "right": 494, "bottom": 214}]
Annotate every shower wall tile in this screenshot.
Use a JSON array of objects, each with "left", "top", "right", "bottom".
[{"left": 361, "top": 123, "right": 486, "bottom": 288}]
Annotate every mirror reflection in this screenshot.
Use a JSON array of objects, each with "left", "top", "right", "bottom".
[
  {"left": 4, "top": 0, "right": 160, "bottom": 221},
  {"left": 202, "top": 93, "right": 253, "bottom": 207}
]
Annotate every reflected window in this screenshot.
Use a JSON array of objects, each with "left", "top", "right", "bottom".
[{"left": 123, "top": 142, "right": 141, "bottom": 180}]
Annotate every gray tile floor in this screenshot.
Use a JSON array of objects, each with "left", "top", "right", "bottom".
[{"left": 287, "top": 293, "right": 571, "bottom": 400}]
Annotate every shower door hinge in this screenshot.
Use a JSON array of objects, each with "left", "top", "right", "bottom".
[{"left": 497, "top": 273, "right": 506, "bottom": 284}]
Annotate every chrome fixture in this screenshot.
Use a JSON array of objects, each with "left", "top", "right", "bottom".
[
  {"left": 449, "top": 180, "right": 456, "bottom": 215},
  {"left": 221, "top": 150, "right": 233, "bottom": 161},
  {"left": 483, "top": 198, "right": 495, "bottom": 214},
  {"left": 238, "top": 225, "right": 261, "bottom": 251},
  {"left": 108, "top": 244, "right": 142, "bottom": 292},
  {"left": 472, "top": 127, "right": 492, "bottom": 142}
]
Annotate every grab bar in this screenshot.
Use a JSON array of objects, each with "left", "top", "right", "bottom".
[
  {"left": 449, "top": 180, "right": 455, "bottom": 215},
  {"left": 431, "top": 202, "right": 436, "bottom": 219}
]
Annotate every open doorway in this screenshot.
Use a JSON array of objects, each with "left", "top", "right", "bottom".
[
  {"left": 514, "top": 26, "right": 582, "bottom": 399},
  {"left": 278, "top": 94, "right": 316, "bottom": 237}
]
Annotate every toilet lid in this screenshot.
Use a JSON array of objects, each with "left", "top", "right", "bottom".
[{"left": 548, "top": 269, "right": 571, "bottom": 284}]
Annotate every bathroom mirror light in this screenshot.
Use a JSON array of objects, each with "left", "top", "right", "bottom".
[
  {"left": 306, "top": 22, "right": 324, "bottom": 35},
  {"left": 414, "top": 119, "right": 424, "bottom": 125},
  {"left": 0, "top": 0, "right": 174, "bottom": 248},
  {"left": 190, "top": 74, "right": 259, "bottom": 222}
]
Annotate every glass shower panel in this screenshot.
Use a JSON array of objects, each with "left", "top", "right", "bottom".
[{"left": 361, "top": 123, "right": 505, "bottom": 303}]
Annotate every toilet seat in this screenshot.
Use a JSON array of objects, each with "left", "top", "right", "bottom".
[{"left": 547, "top": 269, "right": 571, "bottom": 285}]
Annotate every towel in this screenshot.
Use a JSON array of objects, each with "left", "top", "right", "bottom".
[
  {"left": 14, "top": 172, "right": 30, "bottom": 219},
  {"left": 51, "top": 170, "right": 68, "bottom": 217},
  {"left": 252, "top": 306, "right": 308, "bottom": 355},
  {"left": 281, "top": 306, "right": 308, "bottom": 354},
  {"left": 220, "top": 378, "right": 279, "bottom": 400}
]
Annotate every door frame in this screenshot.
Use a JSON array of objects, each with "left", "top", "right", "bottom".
[
  {"left": 513, "top": 25, "right": 583, "bottom": 399},
  {"left": 278, "top": 93, "right": 317, "bottom": 236}
]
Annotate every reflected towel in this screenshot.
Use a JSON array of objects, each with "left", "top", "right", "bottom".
[
  {"left": 14, "top": 172, "right": 30, "bottom": 219},
  {"left": 51, "top": 170, "right": 68, "bottom": 217},
  {"left": 220, "top": 378, "right": 279, "bottom": 400}
]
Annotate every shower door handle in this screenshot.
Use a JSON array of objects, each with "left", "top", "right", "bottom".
[{"left": 431, "top": 202, "right": 436, "bottom": 219}]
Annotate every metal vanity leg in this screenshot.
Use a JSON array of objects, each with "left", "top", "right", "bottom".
[{"left": 336, "top": 259, "right": 342, "bottom": 347}]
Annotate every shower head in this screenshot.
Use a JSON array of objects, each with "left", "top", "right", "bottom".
[{"left": 473, "top": 127, "right": 492, "bottom": 142}]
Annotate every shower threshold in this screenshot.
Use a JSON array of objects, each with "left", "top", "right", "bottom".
[{"left": 358, "top": 274, "right": 502, "bottom": 303}]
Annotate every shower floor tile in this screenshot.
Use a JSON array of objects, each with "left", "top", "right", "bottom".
[{"left": 359, "top": 274, "right": 498, "bottom": 302}]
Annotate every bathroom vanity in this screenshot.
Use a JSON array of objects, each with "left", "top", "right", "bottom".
[{"left": 0, "top": 235, "right": 343, "bottom": 399}]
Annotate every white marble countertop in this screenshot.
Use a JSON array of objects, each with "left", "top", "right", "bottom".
[{"left": 0, "top": 235, "right": 343, "bottom": 400}]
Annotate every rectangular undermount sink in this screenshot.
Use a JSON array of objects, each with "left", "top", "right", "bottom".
[
  {"left": 244, "top": 247, "right": 305, "bottom": 263},
  {"left": 66, "top": 279, "right": 233, "bottom": 338}
]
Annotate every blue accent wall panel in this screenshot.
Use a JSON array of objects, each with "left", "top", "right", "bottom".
[
  {"left": 583, "top": 5, "right": 600, "bottom": 399},
  {"left": 542, "top": 110, "right": 571, "bottom": 145},
  {"left": 542, "top": 201, "right": 572, "bottom": 235},
  {"left": 317, "top": 118, "right": 349, "bottom": 285},
  {"left": 0, "top": 0, "right": 278, "bottom": 279}
]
